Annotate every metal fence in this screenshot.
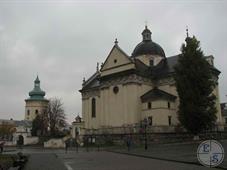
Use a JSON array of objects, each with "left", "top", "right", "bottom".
[{"left": 76, "top": 126, "right": 227, "bottom": 147}]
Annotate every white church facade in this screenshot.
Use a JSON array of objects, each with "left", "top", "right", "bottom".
[{"left": 79, "top": 26, "right": 223, "bottom": 132}]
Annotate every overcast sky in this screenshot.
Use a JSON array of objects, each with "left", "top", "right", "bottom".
[{"left": 0, "top": 0, "right": 226, "bottom": 123}]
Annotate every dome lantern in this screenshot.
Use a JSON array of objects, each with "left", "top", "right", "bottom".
[
  {"left": 132, "top": 26, "right": 165, "bottom": 58},
  {"left": 34, "top": 76, "right": 40, "bottom": 87},
  {"left": 142, "top": 25, "right": 152, "bottom": 41}
]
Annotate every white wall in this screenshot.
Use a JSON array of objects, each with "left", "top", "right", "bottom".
[{"left": 44, "top": 139, "right": 65, "bottom": 148}]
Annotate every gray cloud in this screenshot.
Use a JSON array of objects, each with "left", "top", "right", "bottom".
[{"left": 0, "top": 0, "right": 227, "bottom": 122}]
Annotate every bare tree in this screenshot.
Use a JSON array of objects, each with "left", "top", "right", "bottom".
[
  {"left": 31, "top": 110, "right": 48, "bottom": 136},
  {"left": 0, "top": 122, "right": 16, "bottom": 140},
  {"left": 47, "top": 98, "right": 66, "bottom": 136}
]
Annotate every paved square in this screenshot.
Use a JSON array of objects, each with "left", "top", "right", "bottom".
[{"left": 57, "top": 151, "right": 219, "bottom": 170}]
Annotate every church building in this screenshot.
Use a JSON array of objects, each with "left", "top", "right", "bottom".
[
  {"left": 80, "top": 26, "right": 223, "bottom": 132},
  {"left": 25, "top": 76, "right": 49, "bottom": 121}
]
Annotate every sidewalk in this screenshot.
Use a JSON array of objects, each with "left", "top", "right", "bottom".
[{"left": 106, "top": 140, "right": 227, "bottom": 169}]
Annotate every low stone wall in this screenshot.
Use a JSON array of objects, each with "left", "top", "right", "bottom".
[
  {"left": 24, "top": 137, "right": 39, "bottom": 145},
  {"left": 83, "top": 125, "right": 177, "bottom": 136},
  {"left": 44, "top": 138, "right": 65, "bottom": 148},
  {"left": 81, "top": 131, "right": 227, "bottom": 146},
  {"left": 4, "top": 141, "right": 16, "bottom": 146},
  {"left": 4, "top": 136, "right": 39, "bottom": 146}
]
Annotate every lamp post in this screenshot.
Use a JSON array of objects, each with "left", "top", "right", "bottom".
[
  {"left": 75, "top": 128, "right": 79, "bottom": 153},
  {"left": 86, "top": 136, "right": 89, "bottom": 152},
  {"left": 143, "top": 118, "right": 148, "bottom": 150},
  {"left": 94, "top": 129, "right": 100, "bottom": 152}
]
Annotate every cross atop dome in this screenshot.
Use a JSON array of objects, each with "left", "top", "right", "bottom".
[
  {"left": 34, "top": 75, "right": 40, "bottom": 87},
  {"left": 186, "top": 26, "right": 189, "bottom": 38},
  {"left": 114, "top": 38, "right": 118, "bottom": 45}
]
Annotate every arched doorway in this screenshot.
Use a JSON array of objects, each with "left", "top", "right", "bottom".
[{"left": 18, "top": 135, "right": 24, "bottom": 146}]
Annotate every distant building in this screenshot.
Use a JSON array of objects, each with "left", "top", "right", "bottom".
[
  {"left": 79, "top": 26, "right": 223, "bottom": 133},
  {"left": 221, "top": 103, "right": 227, "bottom": 130},
  {"left": 25, "top": 76, "right": 49, "bottom": 121},
  {"left": 0, "top": 119, "right": 38, "bottom": 145},
  {"left": 71, "top": 115, "right": 84, "bottom": 139}
]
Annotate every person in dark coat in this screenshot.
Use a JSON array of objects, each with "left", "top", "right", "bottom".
[
  {"left": 0, "top": 141, "right": 5, "bottom": 153},
  {"left": 65, "top": 140, "right": 69, "bottom": 153},
  {"left": 126, "top": 135, "right": 132, "bottom": 151}
]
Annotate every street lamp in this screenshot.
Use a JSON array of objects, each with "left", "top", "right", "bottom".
[
  {"left": 143, "top": 118, "right": 148, "bottom": 150},
  {"left": 75, "top": 128, "right": 79, "bottom": 153}
]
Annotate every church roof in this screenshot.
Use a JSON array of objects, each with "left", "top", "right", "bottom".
[
  {"left": 80, "top": 54, "right": 220, "bottom": 92},
  {"left": 150, "top": 55, "right": 220, "bottom": 79},
  {"left": 0, "top": 119, "right": 32, "bottom": 127},
  {"left": 80, "top": 72, "right": 100, "bottom": 92},
  {"left": 14, "top": 120, "right": 32, "bottom": 127},
  {"left": 80, "top": 27, "right": 220, "bottom": 92},
  {"left": 134, "top": 58, "right": 150, "bottom": 77},
  {"left": 140, "top": 87, "right": 177, "bottom": 103},
  {"left": 150, "top": 55, "right": 178, "bottom": 78}
]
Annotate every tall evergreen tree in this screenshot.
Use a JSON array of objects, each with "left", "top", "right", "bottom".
[{"left": 174, "top": 36, "right": 217, "bottom": 134}]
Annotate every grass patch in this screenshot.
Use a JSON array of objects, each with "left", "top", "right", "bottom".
[{"left": 0, "top": 154, "right": 17, "bottom": 170}]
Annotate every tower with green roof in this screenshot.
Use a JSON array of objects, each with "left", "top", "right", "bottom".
[{"left": 25, "top": 76, "right": 49, "bottom": 121}]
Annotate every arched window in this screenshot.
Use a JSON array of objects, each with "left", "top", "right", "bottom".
[
  {"left": 150, "top": 60, "right": 154, "bottom": 66},
  {"left": 92, "top": 98, "right": 96, "bottom": 118},
  {"left": 148, "top": 116, "right": 152, "bottom": 126},
  {"left": 168, "top": 102, "right": 170, "bottom": 109},
  {"left": 147, "top": 102, "right": 152, "bottom": 109},
  {"left": 27, "top": 110, "right": 30, "bottom": 116},
  {"left": 113, "top": 86, "right": 119, "bottom": 94},
  {"left": 35, "top": 109, "right": 39, "bottom": 115},
  {"left": 168, "top": 116, "right": 172, "bottom": 126}
]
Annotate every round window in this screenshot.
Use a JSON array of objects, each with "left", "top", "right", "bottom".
[{"left": 113, "top": 86, "right": 119, "bottom": 94}]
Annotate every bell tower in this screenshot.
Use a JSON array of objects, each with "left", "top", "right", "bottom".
[{"left": 24, "top": 76, "right": 49, "bottom": 121}]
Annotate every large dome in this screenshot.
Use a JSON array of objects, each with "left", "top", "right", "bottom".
[{"left": 132, "top": 26, "right": 165, "bottom": 58}]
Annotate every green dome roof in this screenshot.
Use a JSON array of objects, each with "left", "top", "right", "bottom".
[
  {"left": 26, "top": 76, "right": 48, "bottom": 101},
  {"left": 29, "top": 88, "right": 45, "bottom": 97}
]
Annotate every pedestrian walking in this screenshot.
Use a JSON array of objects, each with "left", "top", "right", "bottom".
[
  {"left": 0, "top": 141, "right": 4, "bottom": 153},
  {"left": 126, "top": 135, "right": 132, "bottom": 152},
  {"left": 65, "top": 140, "right": 69, "bottom": 153}
]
